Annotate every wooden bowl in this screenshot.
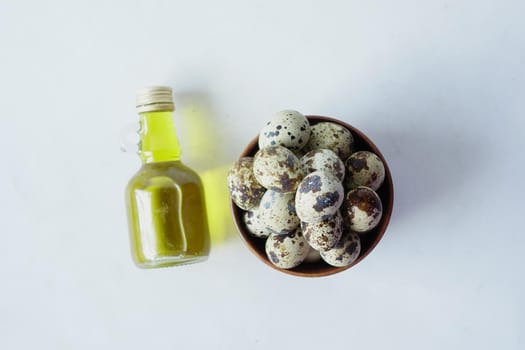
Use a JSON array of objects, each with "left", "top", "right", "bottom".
[{"left": 231, "top": 116, "right": 394, "bottom": 277}]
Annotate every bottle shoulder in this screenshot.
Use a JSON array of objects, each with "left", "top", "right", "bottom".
[{"left": 127, "top": 161, "right": 202, "bottom": 190}]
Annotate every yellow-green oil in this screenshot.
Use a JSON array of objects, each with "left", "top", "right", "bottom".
[{"left": 126, "top": 111, "right": 210, "bottom": 268}]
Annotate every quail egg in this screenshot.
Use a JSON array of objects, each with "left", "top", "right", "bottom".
[
  {"left": 342, "top": 186, "right": 383, "bottom": 233},
  {"left": 295, "top": 171, "right": 344, "bottom": 222},
  {"left": 259, "top": 190, "right": 299, "bottom": 234},
  {"left": 258, "top": 110, "right": 311, "bottom": 151},
  {"left": 265, "top": 229, "right": 309, "bottom": 269},
  {"left": 345, "top": 151, "right": 385, "bottom": 191},
  {"left": 243, "top": 208, "right": 272, "bottom": 238},
  {"left": 301, "top": 211, "right": 343, "bottom": 251},
  {"left": 320, "top": 231, "right": 361, "bottom": 267},
  {"left": 228, "top": 157, "right": 266, "bottom": 210},
  {"left": 304, "top": 122, "right": 354, "bottom": 160},
  {"left": 253, "top": 146, "right": 303, "bottom": 193},
  {"left": 301, "top": 149, "right": 345, "bottom": 181}
]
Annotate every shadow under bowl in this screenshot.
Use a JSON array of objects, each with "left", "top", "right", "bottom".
[{"left": 231, "top": 115, "right": 394, "bottom": 277}]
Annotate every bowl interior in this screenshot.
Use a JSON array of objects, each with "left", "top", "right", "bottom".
[{"left": 231, "top": 116, "right": 394, "bottom": 277}]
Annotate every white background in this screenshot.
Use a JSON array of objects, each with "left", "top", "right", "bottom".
[{"left": 1, "top": 1, "right": 524, "bottom": 349}]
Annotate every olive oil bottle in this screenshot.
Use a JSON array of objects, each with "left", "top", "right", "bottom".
[{"left": 126, "top": 86, "right": 210, "bottom": 268}]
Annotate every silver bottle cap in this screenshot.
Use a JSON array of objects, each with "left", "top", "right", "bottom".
[{"left": 136, "top": 86, "right": 175, "bottom": 113}]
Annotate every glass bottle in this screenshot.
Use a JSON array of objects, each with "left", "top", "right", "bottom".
[{"left": 125, "top": 86, "right": 210, "bottom": 268}]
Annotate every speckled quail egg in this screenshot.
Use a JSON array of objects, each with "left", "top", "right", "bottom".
[
  {"left": 345, "top": 151, "right": 385, "bottom": 191},
  {"left": 304, "top": 122, "right": 354, "bottom": 160},
  {"left": 243, "top": 208, "right": 272, "bottom": 238},
  {"left": 295, "top": 171, "right": 344, "bottom": 223},
  {"left": 304, "top": 246, "right": 322, "bottom": 263},
  {"left": 301, "top": 211, "right": 343, "bottom": 251},
  {"left": 265, "top": 229, "right": 309, "bottom": 269},
  {"left": 228, "top": 157, "right": 266, "bottom": 210},
  {"left": 342, "top": 186, "right": 383, "bottom": 233},
  {"left": 253, "top": 146, "right": 303, "bottom": 193},
  {"left": 259, "top": 190, "right": 299, "bottom": 234},
  {"left": 258, "top": 110, "right": 311, "bottom": 151},
  {"left": 320, "top": 231, "right": 361, "bottom": 267},
  {"left": 301, "top": 149, "right": 345, "bottom": 182}
]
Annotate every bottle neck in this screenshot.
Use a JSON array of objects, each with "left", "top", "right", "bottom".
[{"left": 138, "top": 111, "right": 182, "bottom": 164}]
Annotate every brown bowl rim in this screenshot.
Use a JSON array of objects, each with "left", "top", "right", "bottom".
[{"left": 231, "top": 115, "right": 394, "bottom": 277}]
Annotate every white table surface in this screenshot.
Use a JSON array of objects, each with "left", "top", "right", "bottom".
[{"left": 1, "top": 1, "right": 524, "bottom": 349}]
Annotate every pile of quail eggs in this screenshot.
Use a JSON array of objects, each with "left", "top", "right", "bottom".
[{"left": 228, "top": 110, "right": 385, "bottom": 270}]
